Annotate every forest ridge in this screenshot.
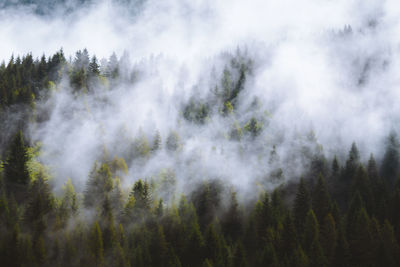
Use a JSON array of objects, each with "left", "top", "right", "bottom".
[{"left": 1, "top": 48, "right": 400, "bottom": 267}]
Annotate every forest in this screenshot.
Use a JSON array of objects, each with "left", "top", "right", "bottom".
[{"left": 1, "top": 48, "right": 400, "bottom": 267}]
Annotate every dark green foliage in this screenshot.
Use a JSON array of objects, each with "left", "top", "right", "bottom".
[
  {"left": 84, "top": 162, "right": 114, "bottom": 209},
  {"left": 345, "top": 142, "right": 360, "bottom": 180},
  {"left": 191, "top": 180, "right": 222, "bottom": 230},
  {"left": 90, "top": 222, "right": 105, "bottom": 267},
  {"left": 312, "top": 175, "right": 331, "bottom": 224},
  {"left": 221, "top": 190, "right": 242, "bottom": 242},
  {"left": 89, "top": 56, "right": 101, "bottom": 76},
  {"left": 2, "top": 49, "right": 400, "bottom": 267},
  {"left": 320, "top": 213, "right": 336, "bottom": 264},
  {"left": 381, "top": 132, "right": 400, "bottom": 185},
  {"left": 183, "top": 100, "right": 210, "bottom": 124},
  {"left": 25, "top": 170, "right": 54, "bottom": 235},
  {"left": 303, "top": 210, "right": 326, "bottom": 267},
  {"left": 131, "top": 179, "right": 151, "bottom": 212},
  {"left": 4, "top": 131, "right": 30, "bottom": 201},
  {"left": 379, "top": 220, "right": 400, "bottom": 267},
  {"left": 294, "top": 178, "right": 311, "bottom": 233}
]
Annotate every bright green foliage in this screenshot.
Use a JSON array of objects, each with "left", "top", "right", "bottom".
[
  {"left": 223, "top": 101, "right": 233, "bottom": 115},
  {"left": 110, "top": 156, "right": 128, "bottom": 176},
  {"left": 243, "top": 117, "right": 262, "bottom": 137}
]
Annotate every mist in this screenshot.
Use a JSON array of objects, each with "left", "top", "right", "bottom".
[{"left": 2, "top": 0, "right": 400, "bottom": 197}]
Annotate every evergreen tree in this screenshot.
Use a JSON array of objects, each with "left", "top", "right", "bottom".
[
  {"left": 151, "top": 226, "right": 168, "bottom": 267},
  {"left": 90, "top": 222, "right": 104, "bottom": 267},
  {"left": 333, "top": 221, "right": 350, "bottom": 267},
  {"left": 348, "top": 208, "right": 373, "bottom": 266},
  {"left": 130, "top": 179, "right": 151, "bottom": 213},
  {"left": 293, "top": 178, "right": 311, "bottom": 233},
  {"left": 233, "top": 242, "right": 249, "bottom": 267},
  {"left": 151, "top": 130, "right": 162, "bottom": 152},
  {"left": 88, "top": 56, "right": 100, "bottom": 76},
  {"left": 379, "top": 220, "right": 400, "bottom": 267},
  {"left": 33, "top": 236, "right": 47, "bottom": 266},
  {"left": 303, "top": 209, "right": 326, "bottom": 267},
  {"left": 4, "top": 131, "right": 30, "bottom": 201},
  {"left": 221, "top": 190, "right": 242, "bottom": 242},
  {"left": 320, "top": 213, "right": 337, "bottom": 264},
  {"left": 204, "top": 224, "right": 223, "bottom": 266},
  {"left": 25, "top": 169, "right": 53, "bottom": 235},
  {"left": 312, "top": 174, "right": 331, "bottom": 224}
]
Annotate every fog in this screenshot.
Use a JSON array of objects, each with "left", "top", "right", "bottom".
[{"left": 1, "top": 0, "right": 400, "bottom": 197}]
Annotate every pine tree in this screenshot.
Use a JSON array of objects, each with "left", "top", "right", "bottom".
[
  {"left": 101, "top": 196, "right": 116, "bottom": 251},
  {"left": 152, "top": 130, "right": 162, "bottom": 152},
  {"left": 84, "top": 162, "right": 113, "bottom": 209},
  {"left": 341, "top": 143, "right": 360, "bottom": 207},
  {"left": 221, "top": 190, "right": 242, "bottom": 242},
  {"left": 381, "top": 132, "right": 400, "bottom": 184},
  {"left": 367, "top": 154, "right": 379, "bottom": 183},
  {"left": 333, "top": 221, "right": 350, "bottom": 267},
  {"left": 25, "top": 169, "right": 53, "bottom": 235},
  {"left": 33, "top": 236, "right": 47, "bottom": 266},
  {"left": 90, "top": 222, "right": 104, "bottom": 267},
  {"left": 183, "top": 217, "right": 205, "bottom": 267},
  {"left": 151, "top": 226, "right": 169, "bottom": 267},
  {"left": 320, "top": 213, "right": 336, "bottom": 264},
  {"left": 294, "top": 178, "right": 311, "bottom": 233},
  {"left": 331, "top": 155, "right": 339, "bottom": 178},
  {"left": 379, "top": 220, "right": 400, "bottom": 267},
  {"left": 166, "top": 131, "right": 180, "bottom": 152},
  {"left": 312, "top": 174, "right": 331, "bottom": 224},
  {"left": 254, "top": 192, "right": 272, "bottom": 238},
  {"left": 130, "top": 179, "right": 152, "bottom": 213},
  {"left": 4, "top": 131, "right": 30, "bottom": 201},
  {"left": 88, "top": 56, "right": 100, "bottom": 76},
  {"left": 110, "top": 177, "right": 124, "bottom": 217},
  {"left": 233, "top": 242, "right": 249, "bottom": 267},
  {"left": 204, "top": 224, "right": 223, "bottom": 266},
  {"left": 352, "top": 165, "right": 375, "bottom": 215},
  {"left": 280, "top": 214, "right": 298, "bottom": 259},
  {"left": 59, "top": 178, "right": 78, "bottom": 222},
  {"left": 348, "top": 208, "right": 372, "bottom": 266},
  {"left": 303, "top": 210, "right": 326, "bottom": 267}
]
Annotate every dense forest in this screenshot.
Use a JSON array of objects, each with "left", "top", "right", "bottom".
[{"left": 1, "top": 49, "right": 400, "bottom": 267}]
